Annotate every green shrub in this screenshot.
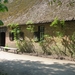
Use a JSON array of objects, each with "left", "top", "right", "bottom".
[
  {"left": 0, "top": 72, "right": 8, "bottom": 75},
  {"left": 17, "top": 40, "right": 35, "bottom": 53}
]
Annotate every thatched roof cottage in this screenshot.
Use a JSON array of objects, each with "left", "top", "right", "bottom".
[{"left": 0, "top": 0, "right": 75, "bottom": 56}]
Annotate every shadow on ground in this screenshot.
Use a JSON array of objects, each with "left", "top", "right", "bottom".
[{"left": 0, "top": 59, "right": 75, "bottom": 75}]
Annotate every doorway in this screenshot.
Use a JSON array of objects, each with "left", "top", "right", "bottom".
[{"left": 0, "top": 32, "right": 6, "bottom": 46}]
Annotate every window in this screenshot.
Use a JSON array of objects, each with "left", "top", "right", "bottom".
[
  {"left": 33, "top": 32, "right": 39, "bottom": 42},
  {"left": 39, "top": 26, "right": 44, "bottom": 41},
  {"left": 9, "top": 32, "right": 14, "bottom": 41},
  {"left": 19, "top": 32, "right": 24, "bottom": 41},
  {"left": 9, "top": 32, "right": 24, "bottom": 41},
  {"left": 34, "top": 26, "right": 44, "bottom": 42}
]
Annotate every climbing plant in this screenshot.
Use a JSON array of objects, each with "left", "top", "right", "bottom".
[
  {"left": 26, "top": 20, "right": 34, "bottom": 32},
  {"left": 50, "top": 18, "right": 65, "bottom": 37},
  {"left": 8, "top": 23, "right": 21, "bottom": 40}
]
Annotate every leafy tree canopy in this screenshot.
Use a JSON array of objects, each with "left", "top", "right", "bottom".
[{"left": 0, "top": 0, "right": 8, "bottom": 26}]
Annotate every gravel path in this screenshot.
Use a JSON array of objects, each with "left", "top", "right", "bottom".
[{"left": 0, "top": 51, "right": 75, "bottom": 75}]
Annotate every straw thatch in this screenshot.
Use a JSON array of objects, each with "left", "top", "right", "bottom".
[{"left": 1, "top": 0, "right": 75, "bottom": 25}]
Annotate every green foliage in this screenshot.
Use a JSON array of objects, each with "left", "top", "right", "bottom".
[
  {"left": 44, "top": 34, "right": 50, "bottom": 38},
  {"left": 49, "top": 0, "right": 62, "bottom": 6},
  {"left": 8, "top": 23, "right": 19, "bottom": 29},
  {"left": 26, "top": 20, "right": 33, "bottom": 25},
  {"left": 0, "top": 0, "right": 8, "bottom": 26},
  {"left": 71, "top": 32, "right": 75, "bottom": 41},
  {"left": 50, "top": 18, "right": 65, "bottom": 37},
  {"left": 0, "top": 0, "right": 8, "bottom": 3},
  {"left": 26, "top": 20, "right": 34, "bottom": 32},
  {"left": 0, "top": 20, "right": 4, "bottom": 25},
  {"left": 0, "top": 72, "right": 8, "bottom": 75},
  {"left": 62, "top": 32, "right": 75, "bottom": 58},
  {"left": 26, "top": 25, "right": 34, "bottom": 32},
  {"left": 0, "top": 3, "right": 8, "bottom": 12},
  {"left": 8, "top": 23, "right": 20, "bottom": 40},
  {"left": 50, "top": 18, "right": 59, "bottom": 27},
  {"left": 4, "top": 0, "right": 8, "bottom": 3},
  {"left": 0, "top": 0, "right": 8, "bottom": 12},
  {"left": 17, "top": 40, "right": 35, "bottom": 53},
  {"left": 67, "top": 0, "right": 75, "bottom": 7},
  {"left": 53, "top": 0, "right": 56, "bottom": 2},
  {"left": 50, "top": 18, "right": 65, "bottom": 28},
  {"left": 49, "top": 0, "right": 75, "bottom": 7},
  {"left": 60, "top": 20, "right": 65, "bottom": 26},
  {"left": 57, "top": 0, "right": 62, "bottom": 6},
  {"left": 56, "top": 31, "right": 64, "bottom": 37}
]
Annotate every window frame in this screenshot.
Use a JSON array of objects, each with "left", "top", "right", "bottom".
[
  {"left": 34, "top": 26, "right": 45, "bottom": 42},
  {"left": 9, "top": 31, "right": 24, "bottom": 41}
]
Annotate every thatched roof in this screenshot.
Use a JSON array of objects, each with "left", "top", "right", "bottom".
[{"left": 1, "top": 0, "right": 75, "bottom": 25}]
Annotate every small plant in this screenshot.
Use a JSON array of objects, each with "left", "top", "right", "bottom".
[
  {"left": 71, "top": 32, "right": 75, "bottom": 41},
  {"left": 4, "top": 45, "right": 8, "bottom": 51},
  {"left": 50, "top": 18, "right": 65, "bottom": 28},
  {"left": 0, "top": 20, "right": 4, "bottom": 26},
  {"left": 49, "top": 0, "right": 62, "bottom": 6},
  {"left": 67, "top": 0, "right": 75, "bottom": 7},
  {"left": 17, "top": 40, "right": 35, "bottom": 53}
]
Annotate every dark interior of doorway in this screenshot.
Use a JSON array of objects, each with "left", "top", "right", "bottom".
[{"left": 0, "top": 32, "right": 6, "bottom": 46}]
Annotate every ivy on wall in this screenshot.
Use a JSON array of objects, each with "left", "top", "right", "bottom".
[
  {"left": 26, "top": 20, "right": 34, "bottom": 32},
  {"left": 8, "top": 23, "right": 21, "bottom": 40},
  {"left": 50, "top": 18, "right": 65, "bottom": 37}
]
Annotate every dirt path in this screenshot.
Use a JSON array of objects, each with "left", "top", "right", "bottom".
[{"left": 0, "top": 51, "right": 75, "bottom": 75}]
